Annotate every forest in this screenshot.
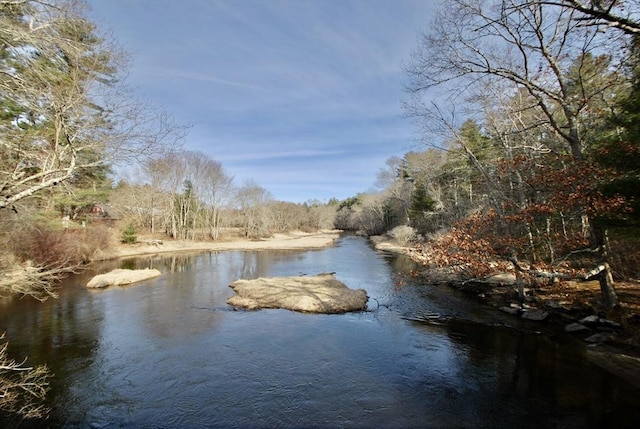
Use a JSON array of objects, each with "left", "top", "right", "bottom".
[{"left": 1, "top": 0, "right": 640, "bottom": 420}]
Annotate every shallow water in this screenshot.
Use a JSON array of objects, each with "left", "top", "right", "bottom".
[{"left": 0, "top": 235, "right": 638, "bottom": 428}]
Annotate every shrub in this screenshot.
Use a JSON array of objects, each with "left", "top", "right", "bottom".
[
  {"left": 9, "top": 221, "right": 114, "bottom": 269},
  {"left": 10, "top": 223, "right": 83, "bottom": 269},
  {"left": 120, "top": 224, "right": 137, "bottom": 244},
  {"left": 77, "top": 224, "right": 113, "bottom": 260},
  {"left": 390, "top": 225, "right": 416, "bottom": 246}
]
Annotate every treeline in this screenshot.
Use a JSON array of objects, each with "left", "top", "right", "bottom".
[{"left": 112, "top": 150, "right": 337, "bottom": 241}]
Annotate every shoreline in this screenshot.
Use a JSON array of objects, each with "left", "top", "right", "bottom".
[
  {"left": 91, "top": 230, "right": 343, "bottom": 261},
  {"left": 368, "top": 236, "right": 640, "bottom": 383}
]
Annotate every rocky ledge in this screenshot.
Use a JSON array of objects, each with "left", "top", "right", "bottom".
[{"left": 227, "top": 273, "right": 368, "bottom": 314}]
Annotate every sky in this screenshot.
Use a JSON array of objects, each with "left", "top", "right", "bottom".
[{"left": 87, "top": 0, "right": 439, "bottom": 203}]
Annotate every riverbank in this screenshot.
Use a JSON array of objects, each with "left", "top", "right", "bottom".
[
  {"left": 370, "top": 233, "right": 640, "bottom": 385},
  {"left": 91, "top": 229, "right": 342, "bottom": 261}
]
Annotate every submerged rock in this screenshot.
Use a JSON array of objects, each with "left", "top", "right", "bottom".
[
  {"left": 227, "top": 274, "right": 368, "bottom": 313},
  {"left": 87, "top": 268, "right": 162, "bottom": 288}
]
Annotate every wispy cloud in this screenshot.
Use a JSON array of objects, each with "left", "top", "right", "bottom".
[
  {"left": 218, "top": 149, "right": 347, "bottom": 163},
  {"left": 88, "top": 0, "right": 438, "bottom": 202},
  {"left": 144, "top": 68, "right": 267, "bottom": 92}
]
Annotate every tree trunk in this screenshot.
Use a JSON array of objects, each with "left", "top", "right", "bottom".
[
  {"left": 590, "top": 226, "right": 619, "bottom": 310},
  {"left": 581, "top": 214, "right": 590, "bottom": 239},
  {"left": 598, "top": 262, "right": 618, "bottom": 310},
  {"left": 509, "top": 251, "right": 526, "bottom": 301}
]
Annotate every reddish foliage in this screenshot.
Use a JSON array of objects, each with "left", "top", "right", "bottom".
[
  {"left": 411, "top": 154, "right": 634, "bottom": 281},
  {"left": 10, "top": 223, "right": 112, "bottom": 271}
]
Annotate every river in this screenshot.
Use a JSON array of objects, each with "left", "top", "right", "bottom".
[{"left": 0, "top": 235, "right": 638, "bottom": 428}]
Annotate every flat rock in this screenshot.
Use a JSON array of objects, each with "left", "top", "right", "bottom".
[
  {"left": 585, "top": 332, "right": 615, "bottom": 343},
  {"left": 87, "top": 268, "right": 162, "bottom": 288},
  {"left": 546, "top": 301, "right": 571, "bottom": 311},
  {"left": 500, "top": 306, "right": 520, "bottom": 315},
  {"left": 520, "top": 309, "right": 549, "bottom": 321},
  {"left": 565, "top": 323, "right": 590, "bottom": 333},
  {"left": 599, "top": 318, "right": 622, "bottom": 329},
  {"left": 483, "top": 273, "right": 517, "bottom": 285},
  {"left": 227, "top": 274, "right": 368, "bottom": 314},
  {"left": 579, "top": 315, "right": 600, "bottom": 325}
]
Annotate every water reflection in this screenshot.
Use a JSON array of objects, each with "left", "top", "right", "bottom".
[{"left": 0, "top": 236, "right": 637, "bottom": 428}]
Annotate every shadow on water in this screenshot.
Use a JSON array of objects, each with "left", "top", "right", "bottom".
[{"left": 0, "top": 235, "right": 638, "bottom": 428}]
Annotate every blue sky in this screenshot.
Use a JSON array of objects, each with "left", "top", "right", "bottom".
[{"left": 87, "top": 0, "right": 438, "bottom": 203}]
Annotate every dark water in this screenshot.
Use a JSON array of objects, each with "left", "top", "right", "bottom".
[{"left": 0, "top": 236, "right": 638, "bottom": 428}]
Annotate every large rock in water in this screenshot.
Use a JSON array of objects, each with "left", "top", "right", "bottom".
[
  {"left": 86, "top": 268, "right": 162, "bottom": 288},
  {"left": 227, "top": 274, "right": 368, "bottom": 313}
]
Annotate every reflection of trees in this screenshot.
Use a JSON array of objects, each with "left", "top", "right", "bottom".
[
  {"left": 118, "top": 253, "right": 199, "bottom": 273},
  {"left": 443, "top": 321, "right": 631, "bottom": 424},
  {"left": 133, "top": 249, "right": 327, "bottom": 338},
  {"left": 0, "top": 283, "right": 105, "bottom": 416},
  {"left": 231, "top": 251, "right": 309, "bottom": 280},
  {"left": 388, "top": 254, "right": 419, "bottom": 274},
  {"left": 240, "top": 252, "right": 259, "bottom": 278}
]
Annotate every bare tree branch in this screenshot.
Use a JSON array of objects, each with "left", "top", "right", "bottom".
[{"left": 534, "top": 0, "right": 640, "bottom": 35}]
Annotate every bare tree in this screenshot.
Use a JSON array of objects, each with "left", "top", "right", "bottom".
[
  {"left": 234, "top": 181, "right": 273, "bottom": 238},
  {"left": 405, "top": 0, "right": 628, "bottom": 160},
  {"left": 305, "top": 201, "right": 337, "bottom": 231},
  {"left": 136, "top": 151, "right": 234, "bottom": 240},
  {"left": 538, "top": 0, "right": 640, "bottom": 35},
  {"left": 188, "top": 154, "right": 233, "bottom": 240},
  {"left": 143, "top": 152, "right": 188, "bottom": 239}
]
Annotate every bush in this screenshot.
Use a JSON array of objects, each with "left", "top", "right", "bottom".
[
  {"left": 390, "top": 225, "right": 416, "bottom": 246},
  {"left": 77, "top": 224, "right": 113, "bottom": 259},
  {"left": 9, "top": 221, "right": 113, "bottom": 270},
  {"left": 10, "top": 223, "right": 83, "bottom": 269},
  {"left": 120, "top": 224, "right": 137, "bottom": 244}
]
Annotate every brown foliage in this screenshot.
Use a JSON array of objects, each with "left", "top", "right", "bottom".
[
  {"left": 9, "top": 222, "right": 112, "bottom": 271},
  {"left": 609, "top": 234, "right": 640, "bottom": 281},
  {"left": 411, "top": 221, "right": 513, "bottom": 280},
  {"left": 410, "top": 155, "right": 635, "bottom": 282}
]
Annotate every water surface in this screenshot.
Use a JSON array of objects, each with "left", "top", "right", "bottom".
[{"left": 0, "top": 236, "right": 637, "bottom": 428}]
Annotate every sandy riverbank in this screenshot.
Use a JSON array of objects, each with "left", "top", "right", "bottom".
[{"left": 91, "top": 230, "right": 342, "bottom": 261}]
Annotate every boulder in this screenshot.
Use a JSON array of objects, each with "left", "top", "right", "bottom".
[
  {"left": 227, "top": 274, "right": 368, "bottom": 314},
  {"left": 87, "top": 268, "right": 162, "bottom": 288}
]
